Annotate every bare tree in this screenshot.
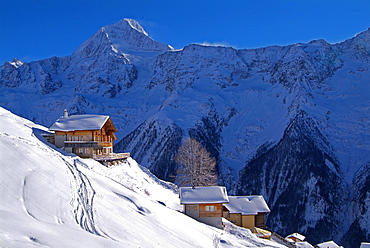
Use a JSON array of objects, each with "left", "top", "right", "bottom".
[{"left": 175, "top": 138, "right": 218, "bottom": 187}]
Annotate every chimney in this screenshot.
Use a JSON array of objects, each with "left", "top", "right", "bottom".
[{"left": 64, "top": 109, "right": 69, "bottom": 118}]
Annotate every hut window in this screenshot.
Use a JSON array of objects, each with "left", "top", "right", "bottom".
[{"left": 205, "top": 206, "right": 215, "bottom": 212}]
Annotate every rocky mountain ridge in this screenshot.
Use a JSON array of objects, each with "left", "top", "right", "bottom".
[{"left": 0, "top": 19, "right": 369, "bottom": 247}]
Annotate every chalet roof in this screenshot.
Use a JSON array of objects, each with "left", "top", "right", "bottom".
[
  {"left": 294, "top": 242, "right": 314, "bottom": 248},
  {"left": 225, "top": 196, "right": 270, "bottom": 215},
  {"left": 179, "top": 186, "right": 229, "bottom": 205},
  {"left": 286, "top": 233, "right": 306, "bottom": 241},
  {"left": 49, "top": 114, "right": 113, "bottom": 132},
  {"left": 315, "top": 241, "right": 342, "bottom": 248}
]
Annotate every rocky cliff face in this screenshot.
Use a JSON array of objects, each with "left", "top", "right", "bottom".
[
  {"left": 0, "top": 19, "right": 369, "bottom": 246},
  {"left": 114, "top": 116, "right": 183, "bottom": 180},
  {"left": 236, "top": 111, "right": 348, "bottom": 244},
  {"left": 341, "top": 162, "right": 370, "bottom": 247}
]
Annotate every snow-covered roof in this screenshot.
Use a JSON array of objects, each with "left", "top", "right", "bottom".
[
  {"left": 49, "top": 114, "right": 112, "bottom": 132},
  {"left": 286, "top": 233, "right": 306, "bottom": 241},
  {"left": 294, "top": 242, "right": 314, "bottom": 248},
  {"left": 179, "top": 186, "right": 229, "bottom": 205},
  {"left": 225, "top": 196, "right": 270, "bottom": 215},
  {"left": 316, "top": 241, "right": 342, "bottom": 248}
]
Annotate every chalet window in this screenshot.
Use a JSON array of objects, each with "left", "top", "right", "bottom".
[
  {"left": 205, "top": 206, "right": 215, "bottom": 212},
  {"left": 78, "top": 148, "right": 88, "bottom": 155},
  {"left": 187, "top": 206, "right": 197, "bottom": 211}
]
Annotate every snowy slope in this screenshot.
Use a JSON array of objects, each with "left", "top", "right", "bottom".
[{"left": 0, "top": 107, "right": 285, "bottom": 247}]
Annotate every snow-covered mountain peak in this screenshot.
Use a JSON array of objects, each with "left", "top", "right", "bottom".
[
  {"left": 73, "top": 18, "right": 173, "bottom": 60},
  {"left": 10, "top": 58, "right": 24, "bottom": 67},
  {"left": 119, "top": 18, "right": 149, "bottom": 36},
  {"left": 308, "top": 39, "right": 330, "bottom": 47},
  {"left": 104, "top": 18, "right": 174, "bottom": 52},
  {"left": 336, "top": 27, "right": 370, "bottom": 61},
  {"left": 354, "top": 27, "right": 370, "bottom": 39},
  {"left": 3, "top": 58, "right": 24, "bottom": 68}
]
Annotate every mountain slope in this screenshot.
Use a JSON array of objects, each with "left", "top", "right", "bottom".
[
  {"left": 0, "top": 20, "right": 369, "bottom": 246},
  {"left": 236, "top": 111, "right": 348, "bottom": 244},
  {"left": 0, "top": 107, "right": 286, "bottom": 247}
]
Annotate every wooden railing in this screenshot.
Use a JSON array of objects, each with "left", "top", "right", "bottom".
[
  {"left": 93, "top": 153, "right": 130, "bottom": 162},
  {"left": 64, "top": 141, "right": 99, "bottom": 148},
  {"left": 64, "top": 141, "right": 112, "bottom": 148}
]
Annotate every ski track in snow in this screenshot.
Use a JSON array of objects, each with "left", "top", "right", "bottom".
[
  {"left": 21, "top": 177, "right": 38, "bottom": 221},
  {"left": 2, "top": 131, "right": 93, "bottom": 232},
  {"left": 1, "top": 130, "right": 110, "bottom": 239},
  {"left": 62, "top": 157, "right": 113, "bottom": 240}
]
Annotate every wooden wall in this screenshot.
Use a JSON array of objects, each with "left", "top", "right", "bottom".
[
  {"left": 227, "top": 213, "right": 242, "bottom": 226},
  {"left": 242, "top": 215, "right": 255, "bottom": 229},
  {"left": 255, "top": 213, "right": 266, "bottom": 229},
  {"left": 199, "top": 203, "right": 224, "bottom": 218}
]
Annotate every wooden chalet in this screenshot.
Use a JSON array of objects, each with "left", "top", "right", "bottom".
[
  {"left": 179, "top": 186, "right": 229, "bottom": 229},
  {"left": 49, "top": 110, "right": 128, "bottom": 162},
  {"left": 223, "top": 195, "right": 270, "bottom": 229}
]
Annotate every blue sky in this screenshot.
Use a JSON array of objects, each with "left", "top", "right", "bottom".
[{"left": 1, "top": 0, "right": 369, "bottom": 64}]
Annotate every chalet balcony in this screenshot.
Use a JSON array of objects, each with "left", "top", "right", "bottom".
[
  {"left": 65, "top": 141, "right": 101, "bottom": 148},
  {"left": 93, "top": 153, "right": 130, "bottom": 163},
  {"left": 65, "top": 141, "right": 98, "bottom": 148}
]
